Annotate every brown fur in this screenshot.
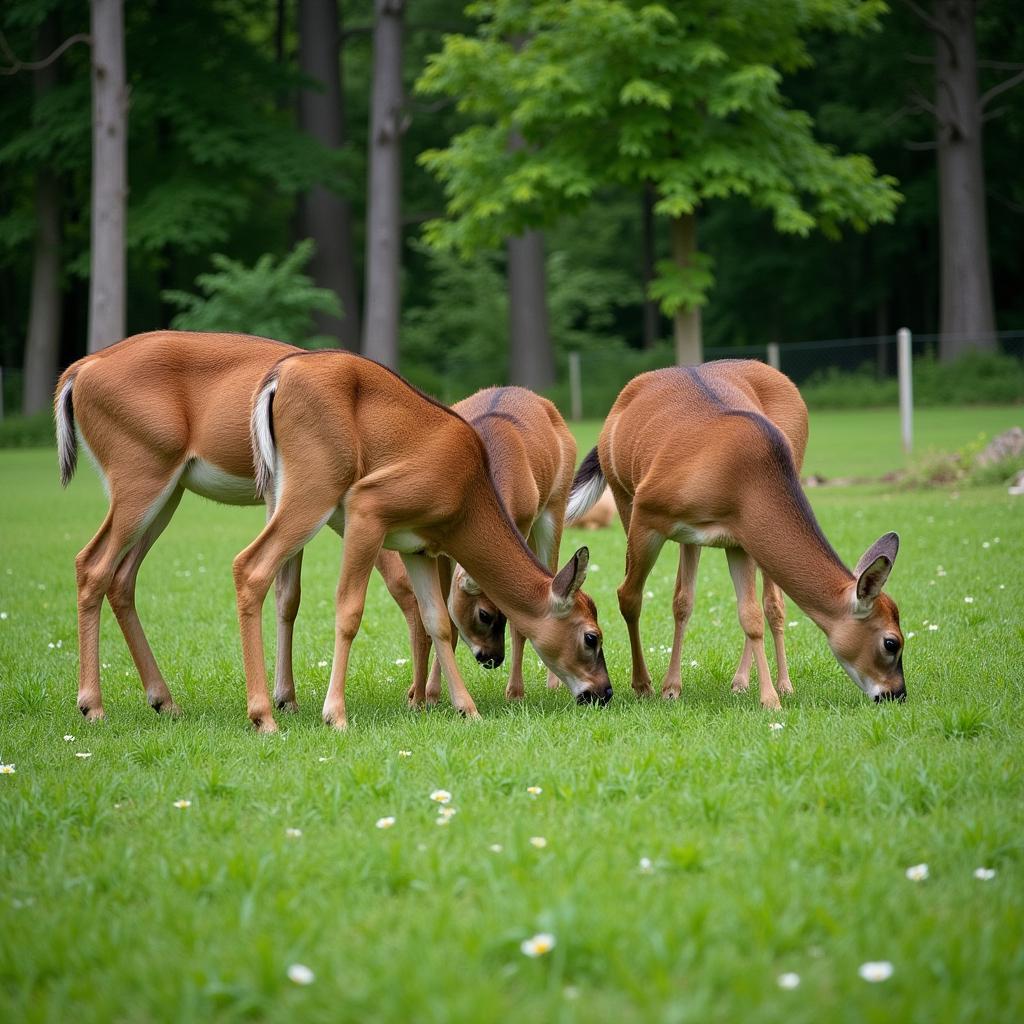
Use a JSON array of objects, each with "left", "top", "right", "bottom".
[
  {"left": 55, "top": 330, "right": 428, "bottom": 722},
  {"left": 235, "top": 351, "right": 611, "bottom": 732},
  {"left": 572, "top": 361, "right": 905, "bottom": 707}
]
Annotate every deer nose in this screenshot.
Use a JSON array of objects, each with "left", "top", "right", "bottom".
[
  {"left": 476, "top": 651, "right": 503, "bottom": 669},
  {"left": 576, "top": 685, "right": 613, "bottom": 707},
  {"left": 874, "top": 684, "right": 907, "bottom": 703}
]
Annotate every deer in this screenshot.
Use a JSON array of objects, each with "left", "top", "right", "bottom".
[
  {"left": 236, "top": 349, "right": 612, "bottom": 733},
  {"left": 566, "top": 361, "right": 906, "bottom": 709},
  {"left": 407, "top": 386, "right": 577, "bottom": 706},
  {"left": 54, "top": 330, "right": 429, "bottom": 723}
]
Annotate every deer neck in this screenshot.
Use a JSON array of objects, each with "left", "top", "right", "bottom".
[
  {"left": 442, "top": 473, "right": 552, "bottom": 632},
  {"left": 733, "top": 488, "right": 855, "bottom": 635}
]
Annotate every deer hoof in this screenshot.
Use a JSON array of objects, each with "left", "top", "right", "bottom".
[{"left": 275, "top": 698, "right": 300, "bottom": 713}]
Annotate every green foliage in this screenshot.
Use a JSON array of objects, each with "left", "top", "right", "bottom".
[
  {"left": 0, "top": 411, "right": 53, "bottom": 449},
  {"left": 162, "top": 240, "right": 341, "bottom": 347},
  {"left": 417, "top": 0, "right": 901, "bottom": 315},
  {"left": 800, "top": 352, "right": 1024, "bottom": 409}
]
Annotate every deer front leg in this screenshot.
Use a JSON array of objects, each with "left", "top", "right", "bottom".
[
  {"left": 373, "top": 548, "right": 432, "bottom": 707},
  {"left": 532, "top": 509, "right": 564, "bottom": 691},
  {"left": 762, "top": 573, "right": 793, "bottom": 695},
  {"left": 505, "top": 623, "right": 527, "bottom": 701},
  {"left": 617, "top": 514, "right": 667, "bottom": 698},
  {"left": 401, "top": 553, "right": 480, "bottom": 720},
  {"left": 725, "top": 547, "right": 780, "bottom": 711},
  {"left": 660, "top": 543, "right": 701, "bottom": 699},
  {"left": 422, "top": 557, "right": 455, "bottom": 706}
]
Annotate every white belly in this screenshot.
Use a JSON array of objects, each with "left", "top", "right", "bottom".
[
  {"left": 181, "top": 459, "right": 260, "bottom": 506},
  {"left": 326, "top": 508, "right": 427, "bottom": 554},
  {"left": 670, "top": 521, "right": 736, "bottom": 548}
]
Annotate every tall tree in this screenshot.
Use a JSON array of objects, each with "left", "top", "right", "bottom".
[
  {"left": 87, "top": 0, "right": 126, "bottom": 352},
  {"left": 298, "top": 0, "right": 361, "bottom": 348},
  {"left": 363, "top": 0, "right": 405, "bottom": 367},
  {"left": 418, "top": 0, "right": 901, "bottom": 364},
  {"left": 21, "top": 13, "right": 63, "bottom": 414},
  {"left": 506, "top": 228, "right": 552, "bottom": 387},
  {"left": 903, "top": 0, "right": 1024, "bottom": 358}
]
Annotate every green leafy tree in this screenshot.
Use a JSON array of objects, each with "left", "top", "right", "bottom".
[
  {"left": 162, "top": 240, "right": 341, "bottom": 347},
  {"left": 417, "top": 0, "right": 902, "bottom": 362}
]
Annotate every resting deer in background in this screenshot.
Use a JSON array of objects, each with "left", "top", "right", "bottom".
[
  {"left": 567, "top": 361, "right": 906, "bottom": 708},
  {"left": 239, "top": 350, "right": 611, "bottom": 733},
  {"left": 409, "top": 386, "right": 577, "bottom": 705},
  {"left": 54, "top": 331, "right": 428, "bottom": 722}
]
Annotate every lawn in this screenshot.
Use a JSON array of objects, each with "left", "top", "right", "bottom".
[{"left": 1, "top": 406, "right": 1022, "bottom": 1023}]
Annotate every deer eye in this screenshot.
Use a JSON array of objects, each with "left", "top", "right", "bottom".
[
  {"left": 883, "top": 637, "right": 900, "bottom": 654},
  {"left": 583, "top": 632, "right": 599, "bottom": 650},
  {"left": 478, "top": 609, "right": 493, "bottom": 626}
]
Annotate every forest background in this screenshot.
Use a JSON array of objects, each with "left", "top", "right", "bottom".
[{"left": 1, "top": 0, "right": 1022, "bottom": 421}]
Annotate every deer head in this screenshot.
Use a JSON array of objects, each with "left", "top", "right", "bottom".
[
  {"left": 529, "top": 547, "right": 613, "bottom": 705},
  {"left": 448, "top": 565, "right": 507, "bottom": 668},
  {"left": 827, "top": 533, "right": 906, "bottom": 702}
]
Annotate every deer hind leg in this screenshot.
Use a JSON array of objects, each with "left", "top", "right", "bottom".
[
  {"left": 373, "top": 549, "right": 432, "bottom": 709},
  {"left": 317, "top": 514, "right": 388, "bottom": 732},
  {"left": 661, "top": 543, "right": 701, "bottom": 699},
  {"left": 271, "top": 550, "right": 303, "bottom": 713},
  {"left": 422, "top": 557, "right": 455, "bottom": 706},
  {"left": 233, "top": 488, "right": 337, "bottom": 733},
  {"left": 762, "top": 573, "right": 793, "bottom": 695},
  {"left": 74, "top": 470, "right": 183, "bottom": 721},
  {"left": 106, "top": 485, "right": 184, "bottom": 715},
  {"left": 726, "top": 547, "right": 780, "bottom": 710},
  {"left": 401, "top": 552, "right": 479, "bottom": 720},
  {"left": 617, "top": 509, "right": 667, "bottom": 698}
]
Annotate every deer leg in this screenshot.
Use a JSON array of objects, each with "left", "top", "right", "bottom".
[
  {"left": 318, "top": 516, "right": 387, "bottom": 732},
  {"left": 731, "top": 638, "right": 755, "bottom": 694},
  {"left": 233, "top": 490, "right": 336, "bottom": 733},
  {"left": 74, "top": 470, "right": 182, "bottom": 721},
  {"left": 106, "top": 485, "right": 184, "bottom": 715},
  {"left": 660, "top": 543, "right": 701, "bottom": 699},
  {"left": 374, "top": 548, "right": 432, "bottom": 708},
  {"left": 401, "top": 552, "right": 480, "bottom": 720},
  {"left": 762, "top": 573, "right": 793, "bottom": 695},
  {"left": 423, "top": 557, "right": 455, "bottom": 706},
  {"left": 617, "top": 513, "right": 667, "bottom": 698},
  {"left": 532, "top": 508, "right": 564, "bottom": 691},
  {"left": 272, "top": 550, "right": 303, "bottom": 712},
  {"left": 726, "top": 547, "right": 780, "bottom": 711}
]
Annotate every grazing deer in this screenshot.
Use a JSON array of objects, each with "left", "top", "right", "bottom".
[
  {"left": 566, "top": 361, "right": 906, "bottom": 708},
  {"left": 54, "top": 331, "right": 428, "bottom": 722},
  {"left": 238, "top": 350, "right": 611, "bottom": 732},
  {"left": 410, "top": 386, "right": 577, "bottom": 705}
]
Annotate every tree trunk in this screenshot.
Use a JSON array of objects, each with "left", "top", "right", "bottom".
[
  {"left": 933, "top": 0, "right": 995, "bottom": 360},
  {"left": 641, "top": 183, "right": 659, "bottom": 349},
  {"left": 22, "top": 14, "right": 63, "bottom": 415},
  {"left": 87, "top": 0, "right": 127, "bottom": 352},
  {"left": 362, "top": 0, "right": 404, "bottom": 367},
  {"left": 507, "top": 229, "right": 553, "bottom": 389},
  {"left": 670, "top": 213, "right": 702, "bottom": 365},
  {"left": 298, "top": 0, "right": 361, "bottom": 348}
]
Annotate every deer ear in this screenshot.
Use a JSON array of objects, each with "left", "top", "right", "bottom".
[
  {"left": 458, "top": 572, "right": 482, "bottom": 596},
  {"left": 551, "top": 547, "right": 589, "bottom": 611},
  {"left": 854, "top": 532, "right": 899, "bottom": 608}
]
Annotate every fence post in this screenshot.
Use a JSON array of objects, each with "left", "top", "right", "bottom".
[
  {"left": 897, "top": 327, "right": 913, "bottom": 454},
  {"left": 568, "top": 351, "right": 582, "bottom": 421},
  {"left": 766, "top": 342, "right": 780, "bottom": 371}
]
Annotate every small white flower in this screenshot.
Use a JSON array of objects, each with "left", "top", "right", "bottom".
[
  {"left": 905, "top": 863, "right": 929, "bottom": 882},
  {"left": 768, "top": 722, "right": 785, "bottom": 732},
  {"left": 529, "top": 836, "right": 548, "bottom": 849},
  {"left": 48, "top": 643, "right": 55, "bottom": 649},
  {"left": 526, "top": 786, "right": 542, "bottom": 796},
  {"left": 936, "top": 569, "right": 947, "bottom": 577},
  {"left": 376, "top": 816, "right": 396, "bottom": 830},
  {"left": 982, "top": 541, "right": 990, "bottom": 549},
  {"left": 906, "top": 632, "right": 916, "bottom": 639},
  {"left": 645, "top": 590, "right": 654, "bottom": 598},
  {"left": 173, "top": 799, "right": 191, "bottom": 809},
  {"left": 777, "top": 972, "right": 801, "bottom": 990},
  {"left": 638, "top": 857, "right": 654, "bottom": 874},
  {"left": 689, "top": 660, "right": 699, "bottom": 668},
  {"left": 287, "top": 963, "right": 315, "bottom": 985},
  {"left": 974, "top": 867, "right": 996, "bottom": 881},
  {"left": 488, "top": 844, "right": 503, "bottom": 853},
  {"left": 590, "top": 564, "right": 600, "bottom": 572},
  {"left": 317, "top": 756, "right": 330, "bottom": 763},
  {"left": 285, "top": 828, "right": 303, "bottom": 838},
  {"left": 395, "top": 658, "right": 408, "bottom": 666},
  {"left": 317, "top": 660, "right": 328, "bottom": 668},
  {"left": 63, "top": 734, "right": 75, "bottom": 742},
  {"left": 520, "top": 933, "right": 556, "bottom": 958},
  {"left": 437, "top": 806, "right": 457, "bottom": 821},
  {"left": 0, "top": 612, "right": 7, "bottom": 620},
  {"left": 858, "top": 961, "right": 894, "bottom": 983},
  {"left": 999, "top": 584, "right": 1006, "bottom": 590},
  {"left": 0, "top": 764, "right": 15, "bottom": 775},
  {"left": 75, "top": 752, "right": 92, "bottom": 759},
  {"left": 928, "top": 624, "right": 939, "bottom": 631},
  {"left": 398, "top": 750, "right": 412, "bottom": 758},
  {"left": 430, "top": 789, "right": 452, "bottom": 804},
  {"left": 787, "top": 620, "right": 799, "bottom": 628},
  {"left": 563, "top": 985, "right": 580, "bottom": 1000},
  {"left": 964, "top": 596, "right": 974, "bottom": 604}
]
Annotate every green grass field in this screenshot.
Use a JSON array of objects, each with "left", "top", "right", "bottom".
[{"left": 1, "top": 407, "right": 1023, "bottom": 1023}]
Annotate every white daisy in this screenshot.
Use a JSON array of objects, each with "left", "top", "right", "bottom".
[
  {"left": 777, "top": 972, "right": 801, "bottom": 990},
  {"left": 285, "top": 828, "right": 303, "bottom": 838},
  {"left": 858, "top": 961, "right": 894, "bottom": 983},
  {"left": 520, "top": 933, "right": 556, "bottom": 957},
  {"left": 638, "top": 857, "right": 654, "bottom": 874},
  {"left": 0, "top": 764, "right": 15, "bottom": 775},
  {"left": 430, "top": 789, "right": 452, "bottom": 804},
  {"left": 964, "top": 596, "right": 974, "bottom": 604},
  {"left": 768, "top": 722, "right": 785, "bottom": 732},
  {"left": 905, "top": 863, "right": 929, "bottom": 882},
  {"left": 529, "top": 836, "right": 548, "bottom": 849},
  {"left": 63, "top": 735, "right": 75, "bottom": 742},
  {"left": 488, "top": 844, "right": 504, "bottom": 853},
  {"left": 287, "top": 963, "right": 315, "bottom": 985},
  {"left": 974, "top": 867, "right": 996, "bottom": 881},
  {"left": 398, "top": 750, "right": 412, "bottom": 758},
  {"left": 526, "top": 786, "right": 542, "bottom": 796},
  {"left": 173, "top": 799, "right": 191, "bottom": 809},
  {"left": 75, "top": 752, "right": 92, "bottom": 759},
  {"left": 375, "top": 816, "right": 396, "bottom": 830}
]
